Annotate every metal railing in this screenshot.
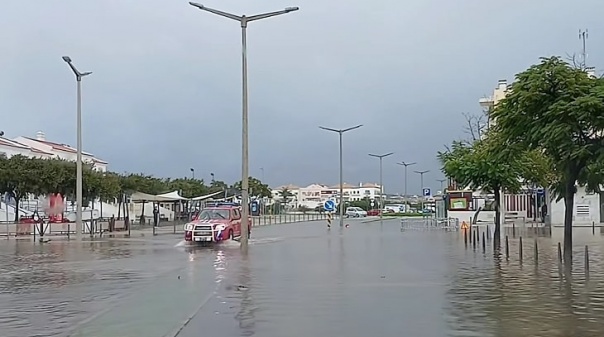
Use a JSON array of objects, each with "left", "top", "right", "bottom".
[
  {"left": 400, "top": 217, "right": 460, "bottom": 231},
  {"left": 1, "top": 212, "right": 331, "bottom": 239}
]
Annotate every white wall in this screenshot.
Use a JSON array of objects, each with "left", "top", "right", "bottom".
[
  {"left": 550, "top": 186, "right": 601, "bottom": 226},
  {"left": 0, "top": 145, "right": 29, "bottom": 158},
  {"left": 448, "top": 210, "right": 495, "bottom": 224}
]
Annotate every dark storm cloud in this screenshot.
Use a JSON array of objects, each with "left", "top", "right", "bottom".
[{"left": 1, "top": 0, "right": 602, "bottom": 194}]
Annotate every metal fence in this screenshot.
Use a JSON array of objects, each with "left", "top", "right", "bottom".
[
  {"left": 0, "top": 212, "right": 330, "bottom": 239},
  {"left": 400, "top": 217, "right": 460, "bottom": 231}
]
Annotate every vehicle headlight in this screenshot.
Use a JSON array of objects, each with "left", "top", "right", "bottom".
[
  {"left": 184, "top": 224, "right": 193, "bottom": 231},
  {"left": 215, "top": 224, "right": 226, "bottom": 231}
]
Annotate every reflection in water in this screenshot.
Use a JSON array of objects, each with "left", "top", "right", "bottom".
[
  {"left": 446, "top": 229, "right": 604, "bottom": 337},
  {"left": 4, "top": 222, "right": 604, "bottom": 337},
  {"left": 234, "top": 254, "right": 256, "bottom": 336}
]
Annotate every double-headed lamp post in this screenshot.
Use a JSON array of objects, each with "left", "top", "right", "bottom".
[
  {"left": 414, "top": 170, "right": 429, "bottom": 210},
  {"left": 437, "top": 179, "right": 446, "bottom": 194},
  {"left": 368, "top": 152, "right": 394, "bottom": 219},
  {"left": 189, "top": 2, "right": 299, "bottom": 251},
  {"left": 62, "top": 56, "right": 92, "bottom": 240},
  {"left": 396, "top": 161, "right": 416, "bottom": 203},
  {"left": 319, "top": 125, "right": 363, "bottom": 227}
]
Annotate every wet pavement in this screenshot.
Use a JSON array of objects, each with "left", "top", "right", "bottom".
[{"left": 2, "top": 219, "right": 604, "bottom": 337}]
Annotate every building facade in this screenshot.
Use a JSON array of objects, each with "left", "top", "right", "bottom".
[
  {"left": 271, "top": 182, "right": 382, "bottom": 209},
  {"left": 13, "top": 131, "right": 108, "bottom": 171}
]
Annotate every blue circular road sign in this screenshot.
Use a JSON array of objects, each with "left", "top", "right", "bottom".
[{"left": 324, "top": 200, "right": 336, "bottom": 212}]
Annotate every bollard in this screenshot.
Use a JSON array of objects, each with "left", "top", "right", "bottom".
[
  {"left": 585, "top": 245, "right": 590, "bottom": 272},
  {"left": 519, "top": 236, "right": 523, "bottom": 262},
  {"left": 476, "top": 227, "right": 480, "bottom": 242},
  {"left": 558, "top": 242, "right": 562, "bottom": 263},
  {"left": 67, "top": 223, "right": 71, "bottom": 239},
  {"left": 593, "top": 221, "right": 595, "bottom": 235},
  {"left": 512, "top": 223, "right": 516, "bottom": 238},
  {"left": 486, "top": 225, "right": 491, "bottom": 241},
  {"left": 463, "top": 228, "right": 468, "bottom": 247},
  {"left": 534, "top": 239, "right": 538, "bottom": 264},
  {"left": 472, "top": 229, "right": 476, "bottom": 249},
  {"left": 505, "top": 235, "right": 509, "bottom": 259},
  {"left": 482, "top": 232, "right": 486, "bottom": 252}
]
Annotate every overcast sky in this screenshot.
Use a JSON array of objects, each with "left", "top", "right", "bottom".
[{"left": 1, "top": 0, "right": 602, "bottom": 195}]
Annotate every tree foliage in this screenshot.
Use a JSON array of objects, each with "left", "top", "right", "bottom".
[
  {"left": 0, "top": 155, "right": 272, "bottom": 220},
  {"left": 438, "top": 130, "right": 551, "bottom": 241},
  {"left": 490, "top": 56, "right": 604, "bottom": 261},
  {"left": 232, "top": 177, "right": 272, "bottom": 198}
]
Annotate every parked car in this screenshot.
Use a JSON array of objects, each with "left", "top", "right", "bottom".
[
  {"left": 367, "top": 209, "right": 381, "bottom": 216},
  {"left": 345, "top": 207, "right": 367, "bottom": 218}
]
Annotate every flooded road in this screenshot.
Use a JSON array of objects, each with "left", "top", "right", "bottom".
[{"left": 2, "top": 220, "right": 604, "bottom": 337}]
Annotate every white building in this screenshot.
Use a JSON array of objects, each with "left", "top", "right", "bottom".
[
  {"left": 0, "top": 131, "right": 108, "bottom": 171},
  {"left": 271, "top": 182, "right": 382, "bottom": 209},
  {"left": 13, "top": 131, "right": 108, "bottom": 171}
]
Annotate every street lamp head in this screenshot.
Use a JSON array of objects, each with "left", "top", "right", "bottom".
[
  {"left": 285, "top": 6, "right": 299, "bottom": 12},
  {"left": 189, "top": 2, "right": 204, "bottom": 9},
  {"left": 190, "top": 168, "right": 194, "bottom": 172},
  {"left": 81, "top": 71, "right": 92, "bottom": 77},
  {"left": 62, "top": 56, "right": 72, "bottom": 63}
]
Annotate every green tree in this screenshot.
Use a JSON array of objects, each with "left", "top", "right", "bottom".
[
  {"left": 0, "top": 155, "right": 44, "bottom": 221},
  {"left": 97, "top": 172, "right": 121, "bottom": 202},
  {"left": 118, "top": 173, "right": 168, "bottom": 195},
  {"left": 491, "top": 56, "right": 604, "bottom": 261},
  {"left": 232, "top": 177, "right": 272, "bottom": 198},
  {"left": 167, "top": 178, "right": 207, "bottom": 198},
  {"left": 438, "top": 135, "right": 548, "bottom": 244},
  {"left": 277, "top": 187, "right": 293, "bottom": 205}
]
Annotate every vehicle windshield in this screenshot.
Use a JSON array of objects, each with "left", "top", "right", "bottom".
[{"left": 198, "top": 209, "right": 229, "bottom": 220}]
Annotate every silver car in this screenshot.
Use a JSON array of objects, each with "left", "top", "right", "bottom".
[{"left": 345, "top": 207, "right": 367, "bottom": 218}]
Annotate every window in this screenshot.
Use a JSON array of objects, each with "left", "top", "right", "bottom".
[
  {"left": 232, "top": 209, "right": 241, "bottom": 219},
  {"left": 199, "top": 209, "right": 230, "bottom": 220}
]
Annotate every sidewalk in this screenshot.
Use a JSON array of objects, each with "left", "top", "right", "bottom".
[{"left": 0, "top": 213, "right": 330, "bottom": 240}]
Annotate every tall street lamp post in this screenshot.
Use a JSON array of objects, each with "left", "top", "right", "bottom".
[
  {"left": 368, "top": 152, "right": 394, "bottom": 220},
  {"left": 396, "top": 161, "right": 416, "bottom": 205},
  {"left": 319, "top": 125, "right": 363, "bottom": 227},
  {"left": 189, "top": 2, "right": 299, "bottom": 251},
  {"left": 414, "top": 170, "right": 429, "bottom": 211},
  {"left": 62, "top": 56, "right": 92, "bottom": 240},
  {"left": 190, "top": 168, "right": 195, "bottom": 179},
  {"left": 437, "top": 179, "right": 446, "bottom": 194}
]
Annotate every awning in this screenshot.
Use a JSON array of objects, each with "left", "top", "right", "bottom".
[
  {"left": 190, "top": 191, "right": 223, "bottom": 201},
  {"left": 130, "top": 192, "right": 183, "bottom": 203},
  {"left": 156, "top": 190, "right": 188, "bottom": 200}
]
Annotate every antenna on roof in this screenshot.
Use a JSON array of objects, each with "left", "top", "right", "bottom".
[{"left": 579, "top": 29, "right": 589, "bottom": 68}]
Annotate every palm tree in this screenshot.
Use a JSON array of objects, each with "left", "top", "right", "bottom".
[{"left": 278, "top": 188, "right": 293, "bottom": 208}]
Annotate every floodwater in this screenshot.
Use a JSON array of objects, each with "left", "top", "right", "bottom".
[{"left": 2, "top": 220, "right": 604, "bottom": 337}]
